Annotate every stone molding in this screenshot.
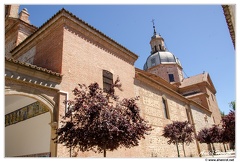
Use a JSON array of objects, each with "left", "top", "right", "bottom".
[
  {"left": 5, "top": 57, "right": 62, "bottom": 88},
  {"left": 135, "top": 68, "right": 212, "bottom": 114}
]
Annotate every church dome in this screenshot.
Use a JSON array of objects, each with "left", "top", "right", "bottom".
[{"left": 143, "top": 51, "right": 182, "bottom": 70}]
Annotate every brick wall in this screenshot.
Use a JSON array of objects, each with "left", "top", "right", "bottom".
[
  {"left": 134, "top": 79, "right": 199, "bottom": 157},
  {"left": 56, "top": 23, "right": 137, "bottom": 157},
  {"left": 5, "top": 25, "right": 18, "bottom": 57},
  {"left": 147, "top": 64, "right": 183, "bottom": 83},
  {"left": 17, "top": 46, "right": 36, "bottom": 64},
  {"left": 33, "top": 25, "right": 64, "bottom": 73},
  {"left": 206, "top": 89, "right": 222, "bottom": 125},
  {"left": 60, "top": 24, "right": 136, "bottom": 98}
]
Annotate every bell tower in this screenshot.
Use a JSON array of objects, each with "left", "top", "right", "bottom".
[
  {"left": 143, "top": 20, "right": 184, "bottom": 85},
  {"left": 5, "top": 5, "right": 37, "bottom": 57},
  {"left": 150, "top": 19, "right": 166, "bottom": 54},
  {"left": 5, "top": 5, "right": 20, "bottom": 18}
]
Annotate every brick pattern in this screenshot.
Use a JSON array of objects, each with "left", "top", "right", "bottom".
[
  {"left": 134, "top": 80, "right": 198, "bottom": 157},
  {"left": 148, "top": 64, "right": 183, "bottom": 83},
  {"left": 56, "top": 24, "right": 137, "bottom": 157},
  {"left": 33, "top": 25, "right": 64, "bottom": 73},
  {"left": 17, "top": 46, "right": 36, "bottom": 64},
  {"left": 60, "top": 24, "right": 135, "bottom": 97},
  {"left": 5, "top": 6, "right": 224, "bottom": 157}
]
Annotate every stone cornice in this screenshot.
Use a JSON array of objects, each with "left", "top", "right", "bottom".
[
  {"left": 6, "top": 57, "right": 62, "bottom": 78},
  {"left": 136, "top": 68, "right": 177, "bottom": 91},
  {"left": 61, "top": 10, "right": 138, "bottom": 65},
  {"left": 11, "top": 13, "right": 64, "bottom": 58},
  {"left": 185, "top": 92, "right": 209, "bottom": 99},
  {"left": 5, "top": 57, "right": 62, "bottom": 88},
  {"left": 180, "top": 73, "right": 216, "bottom": 94},
  {"left": 10, "top": 8, "right": 138, "bottom": 65},
  {"left": 179, "top": 81, "right": 216, "bottom": 95},
  {"left": 135, "top": 68, "right": 212, "bottom": 114},
  {"left": 136, "top": 68, "right": 187, "bottom": 102},
  {"left": 5, "top": 17, "right": 37, "bottom": 35}
]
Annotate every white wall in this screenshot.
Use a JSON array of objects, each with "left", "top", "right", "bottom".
[
  {"left": 5, "top": 113, "right": 51, "bottom": 157},
  {"left": 5, "top": 95, "right": 51, "bottom": 157}
]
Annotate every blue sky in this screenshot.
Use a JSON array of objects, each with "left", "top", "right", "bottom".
[{"left": 17, "top": 4, "right": 235, "bottom": 114}]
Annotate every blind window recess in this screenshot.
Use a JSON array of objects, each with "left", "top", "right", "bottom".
[{"left": 103, "top": 70, "right": 113, "bottom": 92}]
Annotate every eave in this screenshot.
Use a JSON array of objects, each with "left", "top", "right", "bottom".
[
  {"left": 10, "top": 8, "right": 138, "bottom": 65},
  {"left": 5, "top": 57, "right": 62, "bottom": 83},
  {"left": 222, "top": 5, "right": 235, "bottom": 48}
]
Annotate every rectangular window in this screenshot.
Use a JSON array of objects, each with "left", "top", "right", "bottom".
[
  {"left": 168, "top": 74, "right": 175, "bottom": 82},
  {"left": 162, "top": 97, "right": 170, "bottom": 119},
  {"left": 103, "top": 70, "right": 113, "bottom": 92}
]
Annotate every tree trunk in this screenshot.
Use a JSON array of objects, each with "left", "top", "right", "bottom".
[
  {"left": 212, "top": 143, "right": 216, "bottom": 154},
  {"left": 223, "top": 143, "right": 226, "bottom": 152},
  {"left": 104, "top": 149, "right": 106, "bottom": 157},
  {"left": 210, "top": 143, "right": 215, "bottom": 156},
  {"left": 176, "top": 141, "right": 180, "bottom": 157},
  {"left": 103, "top": 143, "right": 106, "bottom": 157},
  {"left": 182, "top": 142, "right": 186, "bottom": 157}
]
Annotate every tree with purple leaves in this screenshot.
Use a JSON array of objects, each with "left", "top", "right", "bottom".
[
  {"left": 221, "top": 110, "right": 235, "bottom": 150},
  {"left": 162, "top": 121, "right": 194, "bottom": 157},
  {"left": 53, "top": 77, "right": 152, "bottom": 157},
  {"left": 196, "top": 124, "right": 222, "bottom": 155}
]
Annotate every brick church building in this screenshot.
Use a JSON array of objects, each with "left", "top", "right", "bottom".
[{"left": 5, "top": 5, "right": 223, "bottom": 157}]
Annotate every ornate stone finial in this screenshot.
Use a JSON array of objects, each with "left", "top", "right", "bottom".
[{"left": 19, "top": 7, "right": 30, "bottom": 24}]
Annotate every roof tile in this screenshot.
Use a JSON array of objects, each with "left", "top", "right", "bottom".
[{"left": 5, "top": 57, "right": 62, "bottom": 77}]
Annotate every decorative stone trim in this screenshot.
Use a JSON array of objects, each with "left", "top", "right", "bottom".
[
  {"left": 5, "top": 57, "right": 62, "bottom": 77},
  {"left": 16, "top": 152, "right": 51, "bottom": 157},
  {"left": 10, "top": 8, "right": 138, "bottom": 65},
  {"left": 5, "top": 101, "right": 49, "bottom": 127}
]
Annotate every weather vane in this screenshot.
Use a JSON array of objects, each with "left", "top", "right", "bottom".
[
  {"left": 151, "top": 19, "right": 155, "bottom": 28},
  {"left": 151, "top": 19, "right": 156, "bottom": 35}
]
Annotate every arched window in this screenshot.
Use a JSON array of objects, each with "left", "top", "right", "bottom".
[
  {"left": 162, "top": 97, "right": 170, "bottom": 119},
  {"left": 102, "top": 70, "right": 113, "bottom": 92},
  {"left": 185, "top": 105, "right": 192, "bottom": 124}
]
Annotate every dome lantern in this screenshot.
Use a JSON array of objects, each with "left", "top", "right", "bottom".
[{"left": 143, "top": 22, "right": 184, "bottom": 83}]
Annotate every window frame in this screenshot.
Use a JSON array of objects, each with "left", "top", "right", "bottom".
[
  {"left": 102, "top": 70, "right": 113, "bottom": 92},
  {"left": 168, "top": 74, "right": 175, "bottom": 82},
  {"left": 162, "top": 96, "right": 170, "bottom": 119}
]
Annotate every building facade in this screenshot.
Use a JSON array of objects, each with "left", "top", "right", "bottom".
[
  {"left": 222, "top": 5, "right": 235, "bottom": 48},
  {"left": 5, "top": 5, "right": 223, "bottom": 157}
]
